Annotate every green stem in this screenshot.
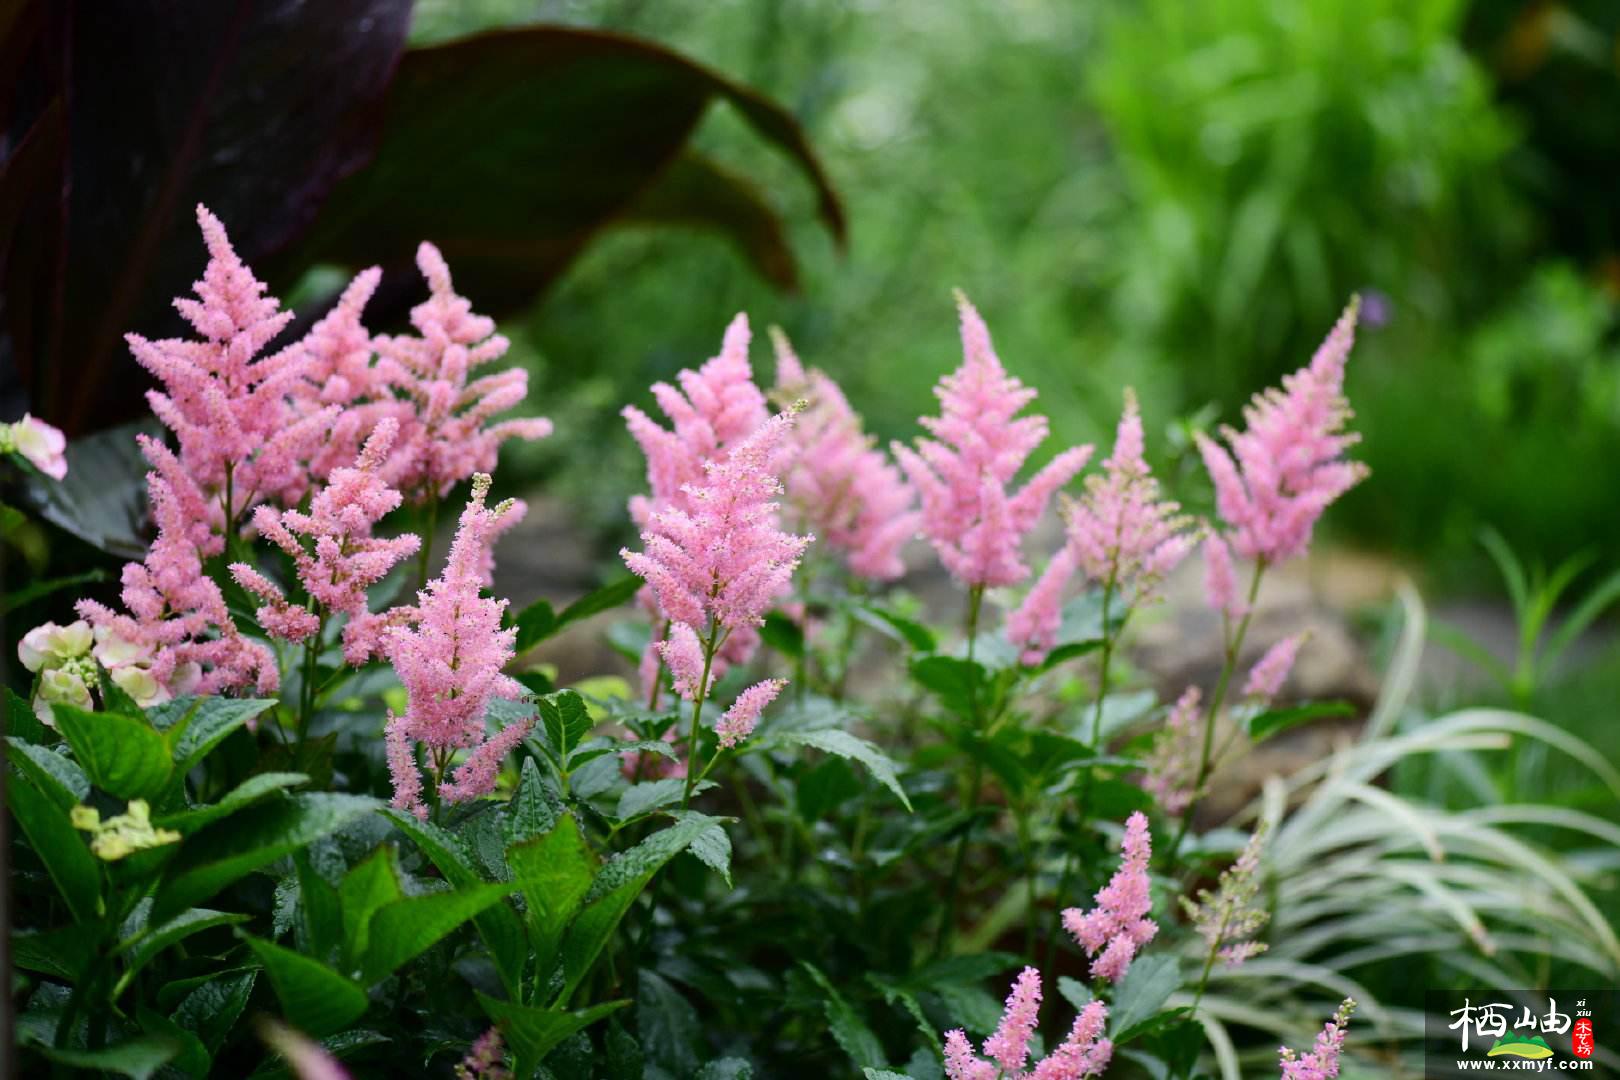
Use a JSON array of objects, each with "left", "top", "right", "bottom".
[
  {"left": 936, "top": 584, "right": 986, "bottom": 957},
  {"left": 680, "top": 618, "right": 720, "bottom": 811},
  {"left": 1168, "top": 559, "right": 1266, "bottom": 864},
  {"left": 296, "top": 614, "right": 324, "bottom": 751}
]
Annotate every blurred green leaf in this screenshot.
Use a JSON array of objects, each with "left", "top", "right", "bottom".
[
  {"left": 475, "top": 994, "right": 628, "bottom": 1078},
  {"left": 358, "top": 882, "right": 517, "bottom": 984},
  {"left": 768, "top": 728, "right": 912, "bottom": 811},
  {"left": 7, "top": 768, "right": 101, "bottom": 922},
  {"left": 338, "top": 845, "right": 404, "bottom": 972},
  {"left": 242, "top": 934, "right": 369, "bottom": 1038},
  {"left": 53, "top": 702, "right": 172, "bottom": 801},
  {"left": 1247, "top": 700, "right": 1356, "bottom": 743}
]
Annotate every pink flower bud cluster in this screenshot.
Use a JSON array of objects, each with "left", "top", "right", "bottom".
[
  {"left": 1181, "top": 827, "right": 1271, "bottom": 968},
  {"left": 381, "top": 476, "right": 531, "bottom": 818},
  {"left": 228, "top": 419, "right": 421, "bottom": 661},
  {"left": 1142, "top": 686, "right": 1203, "bottom": 815},
  {"left": 1203, "top": 534, "right": 1245, "bottom": 620},
  {"left": 1244, "top": 633, "right": 1305, "bottom": 703},
  {"left": 894, "top": 292, "right": 1092, "bottom": 589},
  {"left": 128, "top": 205, "right": 338, "bottom": 533},
  {"left": 372, "top": 244, "right": 554, "bottom": 500},
  {"left": 770, "top": 328, "right": 919, "bottom": 581},
  {"left": 78, "top": 472, "right": 277, "bottom": 700},
  {"left": 1062, "top": 811, "right": 1158, "bottom": 982},
  {"left": 943, "top": 967, "right": 1112, "bottom": 1080},
  {"left": 1008, "top": 390, "right": 1195, "bottom": 661},
  {"left": 1279, "top": 999, "right": 1355, "bottom": 1079},
  {"left": 1197, "top": 300, "right": 1368, "bottom": 566},
  {"left": 454, "top": 1027, "right": 513, "bottom": 1080}
]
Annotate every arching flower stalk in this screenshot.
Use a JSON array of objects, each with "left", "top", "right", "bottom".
[{"left": 1184, "top": 826, "right": 1272, "bottom": 1009}]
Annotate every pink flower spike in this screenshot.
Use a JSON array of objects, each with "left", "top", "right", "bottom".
[
  {"left": 440, "top": 716, "right": 533, "bottom": 805},
  {"left": 715, "top": 678, "right": 786, "bottom": 749},
  {"left": 455, "top": 1026, "right": 513, "bottom": 1080},
  {"left": 943, "top": 1029, "right": 997, "bottom": 1080},
  {"left": 1279, "top": 999, "right": 1356, "bottom": 1079},
  {"left": 385, "top": 713, "right": 427, "bottom": 820},
  {"left": 983, "top": 966, "right": 1042, "bottom": 1074},
  {"left": 1244, "top": 633, "right": 1306, "bottom": 703},
  {"left": 1204, "top": 533, "right": 1246, "bottom": 619},
  {"left": 1006, "top": 545, "right": 1079, "bottom": 664},
  {"left": 656, "top": 622, "right": 708, "bottom": 700},
  {"left": 1030, "top": 1001, "right": 1113, "bottom": 1080},
  {"left": 1143, "top": 686, "right": 1203, "bottom": 815},
  {"left": 894, "top": 290, "right": 1091, "bottom": 589},
  {"left": 1062, "top": 811, "right": 1157, "bottom": 982},
  {"left": 1200, "top": 299, "right": 1368, "bottom": 565},
  {"left": 770, "top": 327, "right": 920, "bottom": 581},
  {"left": 4, "top": 414, "right": 68, "bottom": 480}
]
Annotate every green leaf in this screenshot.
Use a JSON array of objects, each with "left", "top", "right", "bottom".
[
  {"left": 1109, "top": 955, "right": 1181, "bottom": 1041},
  {"left": 1035, "top": 638, "right": 1104, "bottom": 672},
  {"left": 120, "top": 908, "right": 250, "bottom": 986},
  {"left": 674, "top": 809, "right": 733, "bottom": 887},
  {"left": 7, "top": 769, "right": 101, "bottom": 922},
  {"left": 636, "top": 970, "right": 702, "bottom": 1076},
  {"left": 475, "top": 994, "right": 629, "bottom": 1078},
  {"left": 358, "top": 882, "right": 517, "bottom": 984},
  {"left": 800, "top": 962, "right": 885, "bottom": 1070},
  {"left": 155, "top": 772, "right": 310, "bottom": 834},
  {"left": 5, "top": 686, "right": 46, "bottom": 744},
  {"left": 151, "top": 793, "right": 380, "bottom": 923},
  {"left": 7, "top": 737, "right": 89, "bottom": 807},
  {"left": 505, "top": 757, "right": 563, "bottom": 843},
  {"left": 767, "top": 729, "right": 912, "bottom": 811},
  {"left": 171, "top": 969, "right": 257, "bottom": 1053},
  {"left": 759, "top": 609, "right": 805, "bottom": 659},
  {"left": 164, "top": 696, "right": 276, "bottom": 771},
  {"left": 295, "top": 851, "right": 343, "bottom": 961},
  {"left": 854, "top": 604, "right": 937, "bottom": 652},
  {"left": 242, "top": 934, "right": 370, "bottom": 1038},
  {"left": 53, "top": 701, "right": 173, "bottom": 800},
  {"left": 338, "top": 845, "right": 403, "bottom": 971},
  {"left": 538, "top": 690, "right": 593, "bottom": 762},
  {"left": 695, "top": 1058, "right": 754, "bottom": 1080},
  {"left": 616, "top": 778, "right": 694, "bottom": 822},
  {"left": 908, "top": 655, "right": 986, "bottom": 720},
  {"left": 507, "top": 814, "right": 596, "bottom": 980},
  {"left": 12, "top": 926, "right": 96, "bottom": 980},
  {"left": 556, "top": 574, "right": 643, "bottom": 627},
  {"left": 513, "top": 599, "right": 558, "bottom": 654},
  {"left": 26, "top": 1036, "right": 179, "bottom": 1079},
  {"left": 0, "top": 567, "right": 109, "bottom": 615},
  {"left": 1057, "top": 975, "right": 1094, "bottom": 1013},
  {"left": 136, "top": 1006, "right": 210, "bottom": 1079},
  {"left": 557, "top": 813, "right": 724, "bottom": 1001},
  {"left": 1246, "top": 700, "right": 1356, "bottom": 743},
  {"left": 385, "top": 809, "right": 529, "bottom": 997}
]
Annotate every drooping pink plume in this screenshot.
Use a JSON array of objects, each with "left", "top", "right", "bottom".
[
  {"left": 715, "top": 678, "right": 786, "bottom": 749},
  {"left": 893, "top": 291, "right": 1091, "bottom": 589},
  {"left": 1198, "top": 300, "right": 1368, "bottom": 565},
  {"left": 771, "top": 328, "right": 919, "bottom": 581}
]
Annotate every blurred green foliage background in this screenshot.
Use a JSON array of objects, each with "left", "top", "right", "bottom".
[{"left": 416, "top": 0, "right": 1620, "bottom": 590}]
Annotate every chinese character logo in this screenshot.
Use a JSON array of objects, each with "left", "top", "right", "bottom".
[
  {"left": 1449, "top": 998, "right": 1571, "bottom": 1060},
  {"left": 1573, "top": 1017, "right": 1594, "bottom": 1060}
]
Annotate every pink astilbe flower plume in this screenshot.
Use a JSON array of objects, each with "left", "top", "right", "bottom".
[
  {"left": 381, "top": 475, "right": 531, "bottom": 818},
  {"left": 1063, "top": 811, "right": 1158, "bottom": 981},
  {"left": 1142, "top": 686, "right": 1203, "bottom": 815},
  {"left": 1279, "top": 999, "right": 1356, "bottom": 1079},
  {"left": 894, "top": 291, "right": 1091, "bottom": 589},
  {"left": 128, "top": 205, "right": 336, "bottom": 532},
  {"left": 1197, "top": 299, "right": 1368, "bottom": 565},
  {"left": 716, "top": 678, "right": 786, "bottom": 749},
  {"left": 78, "top": 471, "right": 277, "bottom": 699},
  {"left": 1009, "top": 389, "right": 1194, "bottom": 660},
  {"left": 230, "top": 418, "right": 422, "bottom": 660},
  {"left": 1203, "top": 533, "right": 1245, "bottom": 619},
  {"left": 1244, "top": 633, "right": 1306, "bottom": 703},
  {"left": 770, "top": 328, "right": 919, "bottom": 580},
  {"left": 454, "top": 1027, "right": 513, "bottom": 1080},
  {"left": 943, "top": 969, "right": 1112, "bottom": 1080},
  {"left": 1182, "top": 826, "right": 1271, "bottom": 968},
  {"left": 374, "top": 244, "right": 552, "bottom": 501}
]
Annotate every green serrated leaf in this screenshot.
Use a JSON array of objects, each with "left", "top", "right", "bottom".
[
  {"left": 767, "top": 728, "right": 912, "bottom": 811},
  {"left": 1246, "top": 700, "right": 1356, "bottom": 743},
  {"left": 615, "top": 778, "right": 693, "bottom": 822},
  {"left": 908, "top": 655, "right": 987, "bottom": 720},
  {"left": 853, "top": 604, "right": 937, "bottom": 652},
  {"left": 242, "top": 934, "right": 369, "bottom": 1037},
  {"left": 151, "top": 793, "right": 379, "bottom": 924},
  {"left": 295, "top": 850, "right": 343, "bottom": 961},
  {"left": 358, "top": 882, "right": 517, "bottom": 984},
  {"left": 760, "top": 610, "right": 804, "bottom": 659},
  {"left": 556, "top": 575, "right": 642, "bottom": 628},
  {"left": 5, "top": 685, "right": 47, "bottom": 744},
  {"left": 673, "top": 809, "right": 732, "bottom": 887},
  {"left": 514, "top": 598, "right": 559, "bottom": 654},
  {"left": 12, "top": 926, "right": 97, "bottom": 980},
  {"left": 505, "top": 757, "right": 562, "bottom": 843},
  {"left": 338, "top": 845, "right": 403, "bottom": 972},
  {"left": 155, "top": 772, "right": 309, "bottom": 833},
  {"left": 25, "top": 1035, "right": 179, "bottom": 1079},
  {"left": 164, "top": 696, "right": 276, "bottom": 771},
  {"left": 7, "top": 737, "right": 89, "bottom": 807},
  {"left": 507, "top": 814, "right": 595, "bottom": 983},
  {"left": 119, "top": 908, "right": 250, "bottom": 989},
  {"left": 1109, "top": 955, "right": 1180, "bottom": 1041},
  {"left": 53, "top": 702, "right": 173, "bottom": 800},
  {"left": 170, "top": 969, "right": 257, "bottom": 1053},
  {"left": 136, "top": 1005, "right": 210, "bottom": 1079},
  {"left": 1057, "top": 975, "right": 1094, "bottom": 1013},
  {"left": 7, "top": 769, "right": 101, "bottom": 921},
  {"left": 538, "top": 690, "right": 593, "bottom": 763},
  {"left": 637, "top": 970, "right": 702, "bottom": 1077},
  {"left": 476, "top": 995, "right": 629, "bottom": 1077},
  {"left": 800, "top": 962, "right": 885, "bottom": 1071}
]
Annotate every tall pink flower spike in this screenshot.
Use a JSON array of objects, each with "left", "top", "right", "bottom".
[
  {"left": 228, "top": 418, "right": 422, "bottom": 662},
  {"left": 1279, "top": 999, "right": 1355, "bottom": 1079},
  {"left": 894, "top": 291, "right": 1092, "bottom": 589},
  {"left": 78, "top": 471, "right": 277, "bottom": 699},
  {"left": 943, "top": 968, "right": 1112, "bottom": 1080},
  {"left": 381, "top": 475, "right": 531, "bottom": 818},
  {"left": 1143, "top": 685, "right": 1203, "bottom": 815},
  {"left": 1008, "top": 389, "right": 1195, "bottom": 662},
  {"left": 374, "top": 243, "right": 553, "bottom": 501},
  {"left": 1197, "top": 299, "right": 1368, "bottom": 565},
  {"left": 1244, "top": 632, "right": 1306, "bottom": 703},
  {"left": 771, "top": 328, "right": 919, "bottom": 581},
  {"left": 1062, "top": 810, "right": 1158, "bottom": 982},
  {"left": 127, "top": 205, "right": 337, "bottom": 537}
]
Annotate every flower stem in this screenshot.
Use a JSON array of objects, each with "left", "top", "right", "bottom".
[
  {"left": 1168, "top": 559, "right": 1266, "bottom": 864},
  {"left": 296, "top": 614, "right": 324, "bottom": 751},
  {"left": 680, "top": 618, "right": 720, "bottom": 811}
]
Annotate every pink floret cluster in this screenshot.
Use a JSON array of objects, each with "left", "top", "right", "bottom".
[
  {"left": 943, "top": 967, "right": 1112, "bottom": 1080},
  {"left": 893, "top": 292, "right": 1092, "bottom": 590},
  {"left": 1062, "top": 810, "right": 1158, "bottom": 982},
  {"left": 1279, "top": 999, "right": 1356, "bottom": 1079}
]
